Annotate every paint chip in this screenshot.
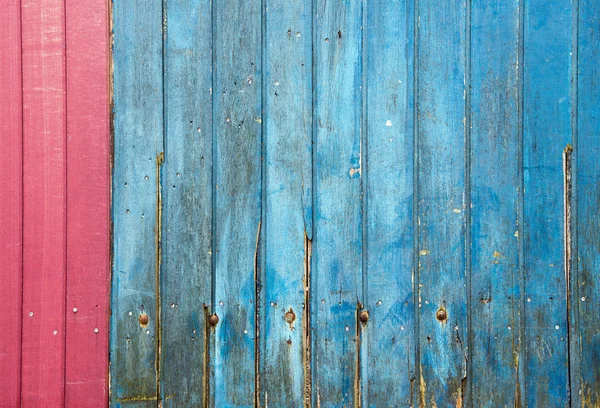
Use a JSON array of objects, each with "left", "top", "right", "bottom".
[
  {"left": 419, "top": 249, "right": 430, "bottom": 256},
  {"left": 386, "top": 120, "right": 392, "bottom": 127}
]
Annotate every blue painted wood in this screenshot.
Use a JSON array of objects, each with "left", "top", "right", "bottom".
[
  {"left": 110, "top": 0, "right": 163, "bottom": 405},
  {"left": 523, "top": 0, "right": 572, "bottom": 405},
  {"left": 160, "top": 0, "right": 212, "bottom": 405},
  {"left": 469, "top": 0, "right": 522, "bottom": 406},
  {"left": 312, "top": 0, "right": 364, "bottom": 405},
  {"left": 212, "top": 0, "right": 262, "bottom": 405},
  {"left": 416, "top": 0, "right": 468, "bottom": 406},
  {"left": 574, "top": 0, "right": 600, "bottom": 404},
  {"left": 261, "top": 0, "right": 313, "bottom": 406},
  {"left": 363, "top": 0, "right": 415, "bottom": 405},
  {"left": 108, "top": 1, "right": 599, "bottom": 405}
]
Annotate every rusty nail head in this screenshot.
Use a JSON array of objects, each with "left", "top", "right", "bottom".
[
  {"left": 359, "top": 310, "right": 369, "bottom": 323},
  {"left": 436, "top": 309, "right": 447, "bottom": 321},
  {"left": 284, "top": 309, "right": 296, "bottom": 324},
  {"left": 209, "top": 313, "right": 219, "bottom": 326},
  {"left": 139, "top": 314, "right": 149, "bottom": 325}
]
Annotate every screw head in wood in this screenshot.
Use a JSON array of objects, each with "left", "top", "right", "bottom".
[
  {"left": 436, "top": 309, "right": 447, "bottom": 322},
  {"left": 139, "top": 314, "right": 149, "bottom": 325},
  {"left": 359, "top": 310, "right": 369, "bottom": 323},
  {"left": 284, "top": 309, "right": 296, "bottom": 324},
  {"left": 209, "top": 313, "right": 219, "bottom": 326}
]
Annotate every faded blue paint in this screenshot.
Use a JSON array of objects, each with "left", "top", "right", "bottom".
[
  {"left": 110, "top": 0, "right": 162, "bottom": 405},
  {"left": 261, "top": 0, "right": 313, "bottom": 406},
  {"left": 312, "top": 0, "right": 363, "bottom": 406},
  {"left": 523, "top": 0, "right": 572, "bottom": 405},
  {"left": 469, "top": 0, "right": 522, "bottom": 406},
  {"left": 110, "top": 0, "right": 599, "bottom": 406},
  {"left": 160, "top": 0, "right": 212, "bottom": 405},
  {"left": 363, "top": 0, "right": 415, "bottom": 406}
]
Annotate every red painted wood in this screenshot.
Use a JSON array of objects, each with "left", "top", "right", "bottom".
[
  {"left": 21, "top": 0, "right": 67, "bottom": 405},
  {"left": 0, "top": 1, "right": 23, "bottom": 405},
  {"left": 65, "top": 0, "right": 110, "bottom": 405}
]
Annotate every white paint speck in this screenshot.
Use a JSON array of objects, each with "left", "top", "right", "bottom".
[{"left": 386, "top": 120, "right": 392, "bottom": 127}]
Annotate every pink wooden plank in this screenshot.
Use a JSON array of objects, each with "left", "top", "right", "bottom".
[
  {"left": 0, "top": 1, "right": 23, "bottom": 405},
  {"left": 65, "top": 0, "right": 110, "bottom": 405},
  {"left": 21, "top": 0, "right": 67, "bottom": 405}
]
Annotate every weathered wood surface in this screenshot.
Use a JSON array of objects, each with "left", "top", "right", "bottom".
[
  {"left": 261, "top": 0, "right": 313, "bottom": 407},
  {"left": 312, "top": 0, "right": 364, "bottom": 406},
  {"left": 363, "top": 0, "right": 415, "bottom": 406},
  {"left": 469, "top": 0, "right": 522, "bottom": 406},
  {"left": 212, "top": 0, "right": 263, "bottom": 406},
  {"left": 111, "top": 0, "right": 163, "bottom": 405},
  {"left": 416, "top": 0, "right": 468, "bottom": 406},
  {"left": 523, "top": 0, "right": 573, "bottom": 405},
  {"left": 0, "top": 1, "right": 23, "bottom": 405},
  {"left": 21, "top": 0, "right": 67, "bottom": 404},
  {"left": 160, "top": 0, "right": 213, "bottom": 406},
  {"left": 110, "top": 0, "right": 600, "bottom": 406},
  {"left": 574, "top": 0, "right": 600, "bottom": 405},
  {"left": 65, "top": 0, "right": 110, "bottom": 404},
  {"left": 2, "top": 0, "right": 110, "bottom": 405}
]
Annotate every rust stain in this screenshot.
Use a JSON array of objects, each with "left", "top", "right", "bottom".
[
  {"left": 303, "top": 232, "right": 313, "bottom": 408},
  {"left": 202, "top": 304, "right": 211, "bottom": 408},
  {"left": 254, "top": 221, "right": 262, "bottom": 408},
  {"left": 514, "top": 352, "right": 520, "bottom": 408},
  {"left": 155, "top": 151, "right": 164, "bottom": 403},
  {"left": 354, "top": 302, "right": 363, "bottom": 408}
]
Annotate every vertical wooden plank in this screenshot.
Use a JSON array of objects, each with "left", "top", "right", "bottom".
[
  {"left": 64, "top": 0, "right": 110, "bottom": 405},
  {"left": 469, "top": 1, "right": 522, "bottom": 406},
  {"left": 416, "top": 0, "right": 468, "bottom": 405},
  {"left": 574, "top": 0, "right": 599, "bottom": 404},
  {"left": 522, "top": 0, "right": 572, "bottom": 405},
  {"left": 21, "top": 0, "right": 67, "bottom": 405},
  {"left": 363, "top": 0, "right": 415, "bottom": 405},
  {"left": 312, "top": 0, "right": 363, "bottom": 405},
  {"left": 0, "top": 0, "right": 23, "bottom": 405},
  {"left": 110, "top": 0, "right": 163, "bottom": 405},
  {"left": 160, "top": 0, "right": 212, "bottom": 405},
  {"left": 212, "top": 0, "right": 262, "bottom": 405},
  {"left": 262, "top": 0, "right": 313, "bottom": 406}
]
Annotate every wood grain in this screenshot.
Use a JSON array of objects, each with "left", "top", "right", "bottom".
[
  {"left": 212, "top": 0, "right": 262, "bottom": 405},
  {"left": 469, "top": 0, "right": 522, "bottom": 406},
  {"left": 416, "top": 0, "right": 468, "bottom": 406},
  {"left": 0, "top": 0, "right": 23, "bottom": 405},
  {"left": 573, "top": 0, "right": 600, "bottom": 404},
  {"left": 110, "top": 0, "right": 163, "bottom": 405},
  {"left": 261, "top": 0, "right": 313, "bottom": 406},
  {"left": 363, "top": 0, "right": 415, "bottom": 405},
  {"left": 312, "top": 0, "right": 364, "bottom": 405},
  {"left": 21, "top": 0, "right": 67, "bottom": 404},
  {"left": 65, "top": 0, "right": 110, "bottom": 405},
  {"left": 523, "top": 0, "right": 572, "bottom": 405},
  {"left": 160, "top": 0, "right": 213, "bottom": 405}
]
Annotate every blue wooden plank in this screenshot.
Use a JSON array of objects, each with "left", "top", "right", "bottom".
[
  {"left": 110, "top": 0, "right": 163, "bottom": 405},
  {"left": 212, "top": 0, "right": 262, "bottom": 405},
  {"left": 522, "top": 0, "right": 572, "bottom": 405},
  {"left": 160, "top": 0, "right": 212, "bottom": 405},
  {"left": 261, "top": 0, "right": 313, "bottom": 406},
  {"left": 312, "top": 0, "right": 363, "bottom": 405},
  {"left": 416, "top": 0, "right": 468, "bottom": 405},
  {"left": 469, "top": 0, "right": 522, "bottom": 406},
  {"left": 573, "top": 0, "right": 600, "bottom": 404},
  {"left": 363, "top": 0, "right": 415, "bottom": 405}
]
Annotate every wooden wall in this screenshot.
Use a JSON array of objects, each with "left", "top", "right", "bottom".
[{"left": 0, "top": 0, "right": 110, "bottom": 406}]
